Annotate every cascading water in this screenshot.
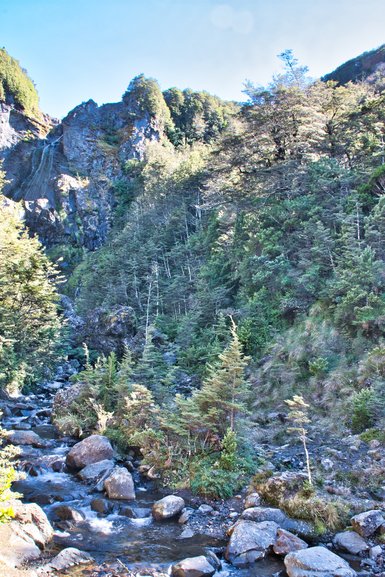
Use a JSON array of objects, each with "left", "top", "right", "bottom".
[{"left": 18, "top": 135, "right": 63, "bottom": 203}]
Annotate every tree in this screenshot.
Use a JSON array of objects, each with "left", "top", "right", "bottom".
[
  {"left": 0, "top": 168, "right": 62, "bottom": 392},
  {"left": 192, "top": 318, "right": 250, "bottom": 438},
  {"left": 285, "top": 395, "right": 312, "bottom": 485}
]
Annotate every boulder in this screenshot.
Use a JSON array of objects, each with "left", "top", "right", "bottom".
[
  {"left": 152, "top": 495, "right": 185, "bottom": 521},
  {"left": 351, "top": 510, "right": 385, "bottom": 537},
  {"left": 244, "top": 492, "right": 261, "bottom": 509},
  {"left": 7, "top": 430, "right": 48, "bottom": 448},
  {"left": 333, "top": 531, "right": 369, "bottom": 555},
  {"left": 273, "top": 528, "right": 308, "bottom": 555},
  {"left": 284, "top": 546, "right": 356, "bottom": 577},
  {"left": 78, "top": 459, "right": 114, "bottom": 483},
  {"left": 52, "top": 505, "right": 85, "bottom": 523},
  {"left": 225, "top": 520, "right": 278, "bottom": 566},
  {"left": 242, "top": 506, "right": 286, "bottom": 524},
  {"left": 171, "top": 555, "right": 216, "bottom": 577},
  {"left": 0, "top": 501, "right": 53, "bottom": 568},
  {"left": 43, "top": 547, "right": 93, "bottom": 571},
  {"left": 90, "top": 498, "right": 113, "bottom": 515},
  {"left": 104, "top": 466, "right": 136, "bottom": 500},
  {"left": 66, "top": 435, "right": 114, "bottom": 470}
]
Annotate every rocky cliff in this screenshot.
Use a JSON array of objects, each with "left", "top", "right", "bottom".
[
  {"left": 322, "top": 44, "right": 385, "bottom": 85},
  {"left": 0, "top": 95, "right": 162, "bottom": 250}
]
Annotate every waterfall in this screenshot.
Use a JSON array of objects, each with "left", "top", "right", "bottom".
[{"left": 21, "top": 135, "right": 63, "bottom": 203}]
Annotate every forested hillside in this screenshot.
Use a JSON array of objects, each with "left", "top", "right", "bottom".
[{"left": 2, "top": 47, "right": 385, "bottom": 508}]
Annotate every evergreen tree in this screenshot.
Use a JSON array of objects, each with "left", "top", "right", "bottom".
[{"left": 0, "top": 171, "right": 62, "bottom": 392}]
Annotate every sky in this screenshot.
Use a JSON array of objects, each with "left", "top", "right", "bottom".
[{"left": 1, "top": 0, "right": 385, "bottom": 119}]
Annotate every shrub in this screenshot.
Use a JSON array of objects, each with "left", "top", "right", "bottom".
[{"left": 351, "top": 388, "right": 375, "bottom": 433}]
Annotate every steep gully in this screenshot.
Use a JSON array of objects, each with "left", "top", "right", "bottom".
[{"left": 1, "top": 380, "right": 286, "bottom": 577}]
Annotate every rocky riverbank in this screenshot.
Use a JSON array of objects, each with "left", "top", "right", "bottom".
[{"left": 0, "top": 380, "right": 385, "bottom": 577}]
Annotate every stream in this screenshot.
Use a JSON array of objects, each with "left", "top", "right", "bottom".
[{"left": 2, "top": 382, "right": 287, "bottom": 576}]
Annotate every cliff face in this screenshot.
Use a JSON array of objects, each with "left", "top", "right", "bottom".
[
  {"left": 323, "top": 44, "right": 385, "bottom": 85},
  {"left": 0, "top": 97, "right": 161, "bottom": 249}
]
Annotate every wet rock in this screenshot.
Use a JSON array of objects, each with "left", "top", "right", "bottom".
[
  {"left": 104, "top": 466, "right": 136, "bottom": 500},
  {"left": 52, "top": 505, "right": 85, "bottom": 523},
  {"left": 225, "top": 520, "right": 278, "bottom": 566},
  {"left": 7, "top": 430, "right": 48, "bottom": 448},
  {"left": 351, "top": 510, "right": 385, "bottom": 537},
  {"left": 78, "top": 459, "right": 115, "bottom": 483},
  {"left": 242, "top": 506, "right": 286, "bottom": 524},
  {"left": 118, "top": 505, "right": 137, "bottom": 518},
  {"left": 43, "top": 547, "right": 93, "bottom": 571},
  {"left": 152, "top": 495, "right": 185, "bottom": 521},
  {"left": 198, "top": 504, "right": 214, "bottom": 514},
  {"left": 171, "top": 555, "right": 216, "bottom": 577},
  {"left": 284, "top": 546, "right": 356, "bottom": 577},
  {"left": 333, "top": 531, "right": 369, "bottom": 555},
  {"left": 177, "top": 528, "right": 195, "bottom": 539},
  {"left": 244, "top": 492, "right": 261, "bottom": 508},
  {"left": 179, "top": 508, "right": 194, "bottom": 524},
  {"left": 66, "top": 435, "right": 114, "bottom": 470},
  {"left": 273, "top": 528, "right": 308, "bottom": 555},
  {"left": 91, "top": 498, "right": 113, "bottom": 515}
]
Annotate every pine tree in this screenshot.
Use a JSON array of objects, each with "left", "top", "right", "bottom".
[{"left": 192, "top": 318, "right": 250, "bottom": 438}]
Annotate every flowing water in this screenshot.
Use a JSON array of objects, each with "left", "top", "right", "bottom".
[{"left": 3, "top": 386, "right": 287, "bottom": 576}]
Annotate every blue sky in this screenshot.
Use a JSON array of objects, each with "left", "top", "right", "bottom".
[{"left": 1, "top": 0, "right": 385, "bottom": 119}]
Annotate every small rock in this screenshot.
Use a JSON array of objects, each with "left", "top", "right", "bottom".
[
  {"left": 104, "top": 467, "right": 136, "bottom": 500},
  {"left": 152, "top": 495, "right": 185, "bottom": 521},
  {"left": 177, "top": 528, "right": 195, "bottom": 539},
  {"left": 333, "top": 531, "right": 369, "bottom": 555},
  {"left": 284, "top": 546, "right": 356, "bottom": 577},
  {"left": 351, "top": 510, "right": 385, "bottom": 537},
  {"left": 179, "top": 508, "right": 193, "bottom": 524},
  {"left": 321, "top": 458, "right": 334, "bottom": 471},
  {"left": 171, "top": 555, "right": 216, "bottom": 577},
  {"left": 198, "top": 504, "right": 214, "bottom": 514},
  {"left": 273, "top": 528, "right": 308, "bottom": 555},
  {"left": 244, "top": 492, "right": 261, "bottom": 509}
]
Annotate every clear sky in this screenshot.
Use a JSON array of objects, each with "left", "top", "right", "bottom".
[{"left": 1, "top": 0, "right": 385, "bottom": 119}]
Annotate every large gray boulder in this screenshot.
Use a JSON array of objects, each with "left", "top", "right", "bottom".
[
  {"left": 333, "top": 531, "right": 369, "bottom": 555},
  {"left": 43, "top": 547, "right": 93, "bottom": 571},
  {"left": 225, "top": 520, "right": 278, "bottom": 566},
  {"left": 284, "top": 546, "right": 356, "bottom": 577},
  {"left": 7, "top": 430, "right": 48, "bottom": 448},
  {"left": 152, "top": 495, "right": 185, "bottom": 521},
  {"left": 0, "top": 501, "right": 53, "bottom": 568},
  {"left": 104, "top": 467, "right": 136, "bottom": 500},
  {"left": 66, "top": 435, "right": 114, "bottom": 470},
  {"left": 351, "top": 510, "right": 385, "bottom": 537},
  {"left": 78, "top": 459, "right": 115, "bottom": 483},
  {"left": 171, "top": 555, "right": 216, "bottom": 577}
]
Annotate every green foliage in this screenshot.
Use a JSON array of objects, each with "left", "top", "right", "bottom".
[
  {"left": 0, "top": 174, "right": 62, "bottom": 392},
  {"left": 123, "top": 75, "right": 173, "bottom": 132},
  {"left": 351, "top": 388, "right": 375, "bottom": 433},
  {"left": 0, "top": 48, "right": 40, "bottom": 117},
  {"left": 0, "top": 418, "right": 22, "bottom": 522}
]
